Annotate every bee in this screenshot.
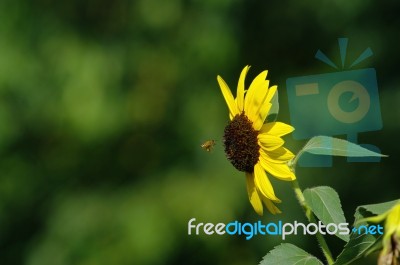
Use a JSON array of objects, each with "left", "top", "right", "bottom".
[{"left": 201, "top": 140, "right": 216, "bottom": 152}]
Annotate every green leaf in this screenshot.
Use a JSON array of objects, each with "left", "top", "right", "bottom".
[
  {"left": 358, "top": 199, "right": 400, "bottom": 216},
  {"left": 301, "top": 136, "right": 386, "bottom": 157},
  {"left": 259, "top": 243, "right": 323, "bottom": 265},
  {"left": 267, "top": 89, "right": 279, "bottom": 122},
  {"left": 303, "top": 186, "right": 349, "bottom": 242},
  {"left": 334, "top": 232, "right": 382, "bottom": 265},
  {"left": 334, "top": 200, "right": 399, "bottom": 265}
]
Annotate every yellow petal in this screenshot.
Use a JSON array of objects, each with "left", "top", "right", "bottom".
[
  {"left": 385, "top": 204, "right": 400, "bottom": 236},
  {"left": 254, "top": 163, "right": 280, "bottom": 201},
  {"left": 236, "top": 66, "right": 250, "bottom": 112},
  {"left": 248, "top": 70, "right": 268, "bottom": 97},
  {"left": 258, "top": 134, "right": 284, "bottom": 151},
  {"left": 265, "top": 85, "right": 277, "bottom": 105},
  {"left": 244, "top": 71, "right": 269, "bottom": 122},
  {"left": 253, "top": 103, "right": 272, "bottom": 131},
  {"left": 249, "top": 80, "right": 269, "bottom": 123},
  {"left": 252, "top": 85, "right": 279, "bottom": 130},
  {"left": 217, "top": 75, "right": 238, "bottom": 118},
  {"left": 261, "top": 197, "right": 282, "bottom": 215},
  {"left": 259, "top": 152, "right": 296, "bottom": 181},
  {"left": 246, "top": 172, "right": 263, "bottom": 216},
  {"left": 260, "top": 122, "right": 295, "bottom": 136},
  {"left": 262, "top": 147, "right": 295, "bottom": 163}
]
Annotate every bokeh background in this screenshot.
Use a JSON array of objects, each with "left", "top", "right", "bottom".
[{"left": 1, "top": 0, "right": 399, "bottom": 264}]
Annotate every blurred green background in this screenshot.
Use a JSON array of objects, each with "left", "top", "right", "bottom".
[{"left": 0, "top": 0, "right": 399, "bottom": 264}]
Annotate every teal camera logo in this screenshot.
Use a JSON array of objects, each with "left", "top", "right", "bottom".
[{"left": 286, "top": 38, "right": 383, "bottom": 167}]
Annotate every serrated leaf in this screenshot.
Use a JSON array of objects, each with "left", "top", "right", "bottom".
[
  {"left": 358, "top": 199, "right": 400, "bottom": 217},
  {"left": 334, "top": 232, "right": 382, "bottom": 265},
  {"left": 303, "top": 186, "right": 349, "bottom": 242},
  {"left": 267, "top": 89, "right": 279, "bottom": 122},
  {"left": 301, "top": 136, "right": 386, "bottom": 157},
  {"left": 260, "top": 243, "right": 323, "bottom": 265},
  {"left": 334, "top": 200, "right": 399, "bottom": 265}
]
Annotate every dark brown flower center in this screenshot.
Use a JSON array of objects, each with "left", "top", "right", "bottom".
[{"left": 223, "top": 112, "right": 260, "bottom": 173}]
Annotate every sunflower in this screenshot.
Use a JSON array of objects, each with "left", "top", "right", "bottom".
[
  {"left": 217, "top": 65, "right": 296, "bottom": 215},
  {"left": 358, "top": 202, "right": 400, "bottom": 265}
]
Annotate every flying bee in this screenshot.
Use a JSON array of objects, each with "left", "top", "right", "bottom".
[{"left": 201, "top": 140, "right": 216, "bottom": 152}]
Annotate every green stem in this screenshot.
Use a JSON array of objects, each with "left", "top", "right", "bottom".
[{"left": 292, "top": 179, "right": 335, "bottom": 265}]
